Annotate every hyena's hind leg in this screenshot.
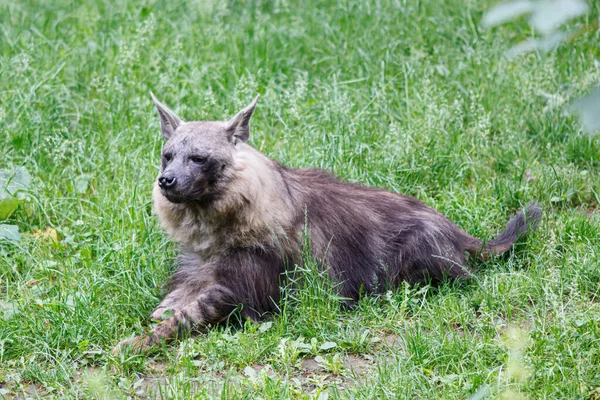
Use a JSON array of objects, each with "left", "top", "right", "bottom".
[{"left": 112, "top": 285, "right": 238, "bottom": 354}]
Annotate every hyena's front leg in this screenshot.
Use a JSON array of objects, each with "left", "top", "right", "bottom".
[
  {"left": 147, "top": 287, "right": 188, "bottom": 322},
  {"left": 112, "top": 285, "right": 237, "bottom": 354}
]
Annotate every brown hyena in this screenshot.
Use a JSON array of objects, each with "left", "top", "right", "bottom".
[{"left": 113, "top": 93, "right": 541, "bottom": 353}]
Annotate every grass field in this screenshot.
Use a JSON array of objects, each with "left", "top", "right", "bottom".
[{"left": 1, "top": 0, "right": 600, "bottom": 398}]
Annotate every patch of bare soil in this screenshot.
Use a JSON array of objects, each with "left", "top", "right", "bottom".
[
  {"left": 381, "top": 333, "right": 402, "bottom": 348},
  {"left": 1, "top": 381, "right": 47, "bottom": 399},
  {"left": 296, "top": 352, "right": 376, "bottom": 394}
]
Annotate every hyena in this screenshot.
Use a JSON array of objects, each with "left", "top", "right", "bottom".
[{"left": 113, "top": 94, "right": 541, "bottom": 352}]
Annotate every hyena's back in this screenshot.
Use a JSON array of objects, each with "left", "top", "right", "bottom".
[{"left": 284, "top": 168, "right": 486, "bottom": 299}]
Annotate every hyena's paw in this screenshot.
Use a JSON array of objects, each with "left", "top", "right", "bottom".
[
  {"left": 149, "top": 306, "right": 174, "bottom": 321},
  {"left": 112, "top": 317, "right": 182, "bottom": 355},
  {"left": 111, "top": 334, "right": 155, "bottom": 355}
]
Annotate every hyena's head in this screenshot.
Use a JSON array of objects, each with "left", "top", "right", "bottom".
[{"left": 151, "top": 92, "right": 258, "bottom": 204}]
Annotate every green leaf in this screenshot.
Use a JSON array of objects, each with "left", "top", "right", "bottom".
[
  {"left": 0, "top": 301, "right": 18, "bottom": 321},
  {"left": 319, "top": 341, "right": 337, "bottom": 351},
  {"left": 0, "top": 224, "right": 20, "bottom": 241},
  {"left": 0, "top": 196, "right": 22, "bottom": 220},
  {"left": 0, "top": 167, "right": 32, "bottom": 198},
  {"left": 258, "top": 321, "right": 273, "bottom": 333},
  {"left": 243, "top": 366, "right": 257, "bottom": 378},
  {"left": 0, "top": 167, "right": 32, "bottom": 219},
  {"left": 74, "top": 175, "right": 91, "bottom": 194}
]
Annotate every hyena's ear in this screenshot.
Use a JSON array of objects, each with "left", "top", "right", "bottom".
[
  {"left": 226, "top": 95, "right": 259, "bottom": 144},
  {"left": 150, "top": 92, "right": 183, "bottom": 139}
]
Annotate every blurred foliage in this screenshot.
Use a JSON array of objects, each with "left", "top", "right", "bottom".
[{"left": 483, "top": 0, "right": 600, "bottom": 134}]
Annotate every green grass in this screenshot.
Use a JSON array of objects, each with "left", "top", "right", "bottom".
[{"left": 1, "top": 0, "right": 599, "bottom": 398}]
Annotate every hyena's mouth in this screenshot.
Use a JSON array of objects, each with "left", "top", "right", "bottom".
[
  {"left": 161, "top": 185, "right": 208, "bottom": 204},
  {"left": 161, "top": 191, "right": 187, "bottom": 203},
  {"left": 160, "top": 186, "right": 191, "bottom": 203}
]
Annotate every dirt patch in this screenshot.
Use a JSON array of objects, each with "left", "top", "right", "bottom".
[
  {"left": 249, "top": 363, "right": 276, "bottom": 377},
  {"left": 285, "top": 352, "right": 378, "bottom": 397},
  {"left": 0, "top": 381, "right": 47, "bottom": 399},
  {"left": 299, "top": 353, "right": 374, "bottom": 379},
  {"left": 381, "top": 333, "right": 402, "bottom": 348},
  {"left": 300, "top": 357, "right": 321, "bottom": 372},
  {"left": 344, "top": 354, "right": 372, "bottom": 377}
]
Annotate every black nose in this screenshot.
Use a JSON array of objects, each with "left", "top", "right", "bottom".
[{"left": 158, "top": 175, "right": 176, "bottom": 189}]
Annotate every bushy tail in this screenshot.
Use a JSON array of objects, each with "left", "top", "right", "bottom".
[{"left": 469, "top": 202, "right": 542, "bottom": 258}]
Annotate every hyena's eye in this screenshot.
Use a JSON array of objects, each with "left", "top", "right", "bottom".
[
  {"left": 190, "top": 155, "right": 207, "bottom": 164},
  {"left": 163, "top": 153, "right": 173, "bottom": 162}
]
